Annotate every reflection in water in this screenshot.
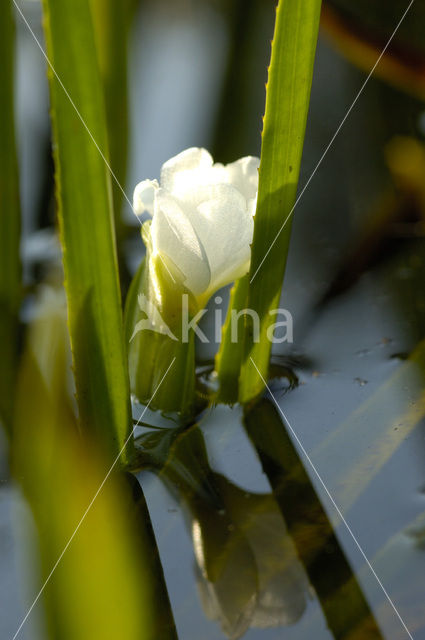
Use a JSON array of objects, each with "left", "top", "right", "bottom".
[
  {"left": 134, "top": 422, "right": 309, "bottom": 638},
  {"left": 193, "top": 475, "right": 309, "bottom": 637},
  {"left": 133, "top": 403, "right": 385, "bottom": 639},
  {"left": 244, "top": 398, "right": 384, "bottom": 639}
]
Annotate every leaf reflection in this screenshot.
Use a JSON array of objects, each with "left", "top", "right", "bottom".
[
  {"left": 133, "top": 389, "right": 393, "bottom": 639},
  {"left": 135, "top": 422, "right": 308, "bottom": 638},
  {"left": 244, "top": 398, "right": 385, "bottom": 639}
]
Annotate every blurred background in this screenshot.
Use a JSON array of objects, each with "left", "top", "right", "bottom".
[{"left": 3, "top": 0, "right": 425, "bottom": 638}]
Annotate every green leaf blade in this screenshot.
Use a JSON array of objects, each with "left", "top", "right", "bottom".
[
  {"left": 239, "top": 0, "right": 322, "bottom": 402},
  {"left": 42, "top": 0, "right": 131, "bottom": 458}
]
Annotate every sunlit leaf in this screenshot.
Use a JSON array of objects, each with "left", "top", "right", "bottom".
[
  {"left": 41, "top": 0, "right": 132, "bottom": 459},
  {"left": 236, "top": 0, "right": 322, "bottom": 402},
  {"left": 0, "top": 0, "right": 21, "bottom": 433}
]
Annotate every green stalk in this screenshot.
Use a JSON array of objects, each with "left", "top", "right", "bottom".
[
  {"left": 239, "top": 0, "right": 321, "bottom": 402},
  {"left": 217, "top": 0, "right": 322, "bottom": 403},
  {"left": 42, "top": 0, "right": 132, "bottom": 460}
]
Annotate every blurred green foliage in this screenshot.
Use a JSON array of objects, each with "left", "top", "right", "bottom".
[
  {"left": 12, "top": 287, "right": 155, "bottom": 640},
  {"left": 0, "top": 0, "right": 21, "bottom": 434}
]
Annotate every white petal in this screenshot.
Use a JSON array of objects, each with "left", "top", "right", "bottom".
[
  {"left": 160, "top": 147, "right": 213, "bottom": 192},
  {"left": 137, "top": 149, "right": 258, "bottom": 302},
  {"left": 133, "top": 179, "right": 159, "bottom": 216},
  {"left": 190, "top": 184, "right": 254, "bottom": 294},
  {"left": 207, "top": 242, "right": 251, "bottom": 296},
  {"left": 178, "top": 182, "right": 246, "bottom": 216},
  {"left": 224, "top": 156, "right": 260, "bottom": 201},
  {"left": 151, "top": 189, "right": 211, "bottom": 296}
]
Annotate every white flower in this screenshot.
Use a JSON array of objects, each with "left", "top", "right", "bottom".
[{"left": 133, "top": 148, "right": 259, "bottom": 305}]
